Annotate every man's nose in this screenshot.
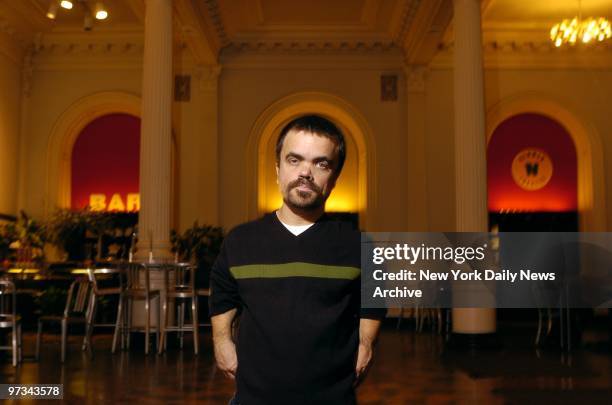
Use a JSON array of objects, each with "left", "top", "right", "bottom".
[{"left": 298, "top": 162, "right": 313, "bottom": 179}]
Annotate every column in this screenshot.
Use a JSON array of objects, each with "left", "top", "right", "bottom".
[
  {"left": 404, "top": 65, "right": 429, "bottom": 231},
  {"left": 451, "top": 0, "right": 496, "bottom": 339},
  {"left": 197, "top": 65, "right": 221, "bottom": 227},
  {"left": 136, "top": 0, "right": 174, "bottom": 262}
]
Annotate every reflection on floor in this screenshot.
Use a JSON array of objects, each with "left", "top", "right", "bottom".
[{"left": 1, "top": 321, "right": 611, "bottom": 404}]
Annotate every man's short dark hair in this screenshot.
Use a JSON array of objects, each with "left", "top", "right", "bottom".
[{"left": 275, "top": 114, "right": 346, "bottom": 177}]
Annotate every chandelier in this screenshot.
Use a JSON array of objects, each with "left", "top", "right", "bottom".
[{"left": 550, "top": 1, "right": 611, "bottom": 47}]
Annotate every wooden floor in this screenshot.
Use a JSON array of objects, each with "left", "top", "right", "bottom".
[{"left": 1, "top": 321, "right": 611, "bottom": 404}]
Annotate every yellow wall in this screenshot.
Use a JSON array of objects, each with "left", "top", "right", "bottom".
[
  {"left": 0, "top": 37, "right": 22, "bottom": 217},
  {"left": 21, "top": 68, "right": 142, "bottom": 218},
  {"left": 219, "top": 67, "right": 410, "bottom": 232}
]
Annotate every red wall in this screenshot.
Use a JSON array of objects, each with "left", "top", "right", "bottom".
[
  {"left": 71, "top": 113, "right": 140, "bottom": 210},
  {"left": 487, "top": 113, "right": 577, "bottom": 212}
]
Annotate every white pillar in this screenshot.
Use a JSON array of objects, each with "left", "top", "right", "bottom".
[
  {"left": 452, "top": 0, "right": 496, "bottom": 335},
  {"left": 136, "top": 0, "right": 174, "bottom": 261},
  {"left": 404, "top": 65, "right": 429, "bottom": 231}
]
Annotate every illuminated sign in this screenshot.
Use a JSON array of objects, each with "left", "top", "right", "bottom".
[
  {"left": 89, "top": 193, "right": 140, "bottom": 212},
  {"left": 511, "top": 148, "right": 553, "bottom": 191}
]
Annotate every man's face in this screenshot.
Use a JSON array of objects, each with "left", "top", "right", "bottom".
[{"left": 276, "top": 129, "right": 339, "bottom": 211}]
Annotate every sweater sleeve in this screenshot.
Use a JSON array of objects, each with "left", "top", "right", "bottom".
[
  {"left": 359, "top": 280, "right": 387, "bottom": 320},
  {"left": 358, "top": 232, "right": 387, "bottom": 320},
  {"left": 209, "top": 238, "right": 242, "bottom": 316}
]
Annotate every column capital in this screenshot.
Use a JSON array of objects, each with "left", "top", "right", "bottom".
[
  {"left": 195, "top": 64, "right": 222, "bottom": 92},
  {"left": 21, "top": 46, "right": 35, "bottom": 98},
  {"left": 403, "top": 64, "right": 429, "bottom": 93}
]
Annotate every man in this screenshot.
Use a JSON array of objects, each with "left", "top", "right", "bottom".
[{"left": 210, "top": 114, "right": 384, "bottom": 405}]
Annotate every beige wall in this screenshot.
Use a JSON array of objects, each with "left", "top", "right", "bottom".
[
  {"left": 21, "top": 68, "right": 142, "bottom": 218},
  {"left": 0, "top": 39, "right": 22, "bottom": 217},
  {"left": 173, "top": 65, "right": 220, "bottom": 232}
]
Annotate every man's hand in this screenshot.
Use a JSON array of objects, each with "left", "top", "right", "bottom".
[
  {"left": 214, "top": 337, "right": 238, "bottom": 380},
  {"left": 354, "top": 342, "right": 373, "bottom": 383},
  {"left": 354, "top": 318, "right": 381, "bottom": 387},
  {"left": 211, "top": 309, "right": 238, "bottom": 379}
]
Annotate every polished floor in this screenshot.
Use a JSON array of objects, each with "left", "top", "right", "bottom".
[{"left": 1, "top": 319, "right": 611, "bottom": 405}]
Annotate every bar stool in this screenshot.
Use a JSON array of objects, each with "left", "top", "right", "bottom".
[
  {"left": 84, "top": 265, "right": 124, "bottom": 356},
  {"left": 0, "top": 279, "right": 22, "bottom": 367},
  {"left": 36, "top": 277, "right": 91, "bottom": 362},
  {"left": 159, "top": 263, "right": 199, "bottom": 354},
  {"left": 115, "top": 262, "right": 161, "bottom": 354}
]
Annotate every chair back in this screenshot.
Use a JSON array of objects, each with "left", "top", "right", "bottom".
[
  {"left": 64, "top": 278, "right": 92, "bottom": 317},
  {"left": 167, "top": 262, "right": 196, "bottom": 293},
  {"left": 0, "top": 278, "right": 17, "bottom": 326},
  {"left": 87, "top": 264, "right": 124, "bottom": 295},
  {"left": 124, "top": 262, "right": 150, "bottom": 292}
]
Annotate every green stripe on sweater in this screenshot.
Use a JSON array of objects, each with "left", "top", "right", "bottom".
[{"left": 229, "top": 262, "right": 360, "bottom": 280}]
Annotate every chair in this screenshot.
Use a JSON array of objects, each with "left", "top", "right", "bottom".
[
  {"left": 36, "top": 277, "right": 92, "bottom": 362},
  {"left": 159, "top": 263, "right": 199, "bottom": 354},
  {"left": 0, "top": 279, "right": 22, "bottom": 367},
  {"left": 84, "top": 265, "right": 124, "bottom": 356},
  {"left": 115, "top": 262, "right": 161, "bottom": 355}
]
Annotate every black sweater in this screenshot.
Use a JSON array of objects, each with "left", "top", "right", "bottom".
[{"left": 210, "top": 212, "right": 383, "bottom": 405}]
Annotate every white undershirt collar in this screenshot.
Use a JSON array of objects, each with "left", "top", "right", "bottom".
[{"left": 276, "top": 211, "right": 315, "bottom": 236}]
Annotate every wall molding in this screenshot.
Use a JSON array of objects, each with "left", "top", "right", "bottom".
[{"left": 432, "top": 40, "right": 612, "bottom": 69}]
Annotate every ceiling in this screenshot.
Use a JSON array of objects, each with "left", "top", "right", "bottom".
[
  {"left": 31, "top": 0, "right": 142, "bottom": 28},
  {"left": 485, "top": 0, "right": 612, "bottom": 23},
  {"left": 0, "top": 0, "right": 611, "bottom": 64}
]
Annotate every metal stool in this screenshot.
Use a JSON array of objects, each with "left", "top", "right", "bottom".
[
  {"left": 36, "top": 277, "right": 91, "bottom": 362},
  {"left": 159, "top": 263, "right": 199, "bottom": 354},
  {"left": 0, "top": 279, "right": 22, "bottom": 367},
  {"left": 115, "top": 262, "right": 161, "bottom": 355},
  {"left": 84, "top": 265, "right": 123, "bottom": 356}
]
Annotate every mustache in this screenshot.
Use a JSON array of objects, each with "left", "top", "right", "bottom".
[{"left": 288, "top": 178, "right": 321, "bottom": 193}]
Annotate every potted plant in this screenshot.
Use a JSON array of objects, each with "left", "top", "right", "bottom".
[
  {"left": 46, "top": 208, "right": 92, "bottom": 261},
  {"left": 0, "top": 222, "right": 17, "bottom": 266},
  {"left": 171, "top": 222, "right": 224, "bottom": 288},
  {"left": 12, "top": 211, "right": 47, "bottom": 266}
]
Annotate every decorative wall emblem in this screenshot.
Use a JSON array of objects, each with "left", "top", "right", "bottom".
[{"left": 511, "top": 148, "right": 554, "bottom": 191}]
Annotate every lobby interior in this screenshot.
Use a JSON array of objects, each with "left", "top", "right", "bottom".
[{"left": 1, "top": 0, "right": 611, "bottom": 403}]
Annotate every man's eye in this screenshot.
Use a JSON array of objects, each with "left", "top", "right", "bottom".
[
  {"left": 317, "top": 161, "right": 330, "bottom": 169},
  {"left": 288, "top": 157, "right": 298, "bottom": 164}
]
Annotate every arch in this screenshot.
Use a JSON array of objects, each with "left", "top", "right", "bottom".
[
  {"left": 46, "top": 91, "right": 141, "bottom": 214},
  {"left": 246, "top": 92, "right": 377, "bottom": 229},
  {"left": 45, "top": 91, "right": 178, "bottom": 218},
  {"left": 486, "top": 92, "right": 607, "bottom": 231}
]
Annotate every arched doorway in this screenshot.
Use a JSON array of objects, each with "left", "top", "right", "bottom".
[
  {"left": 46, "top": 91, "right": 141, "bottom": 214},
  {"left": 488, "top": 113, "right": 578, "bottom": 231},
  {"left": 486, "top": 93, "right": 607, "bottom": 232},
  {"left": 246, "top": 92, "right": 376, "bottom": 230},
  {"left": 486, "top": 102, "right": 595, "bottom": 343},
  {"left": 46, "top": 91, "right": 179, "bottom": 221}
]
